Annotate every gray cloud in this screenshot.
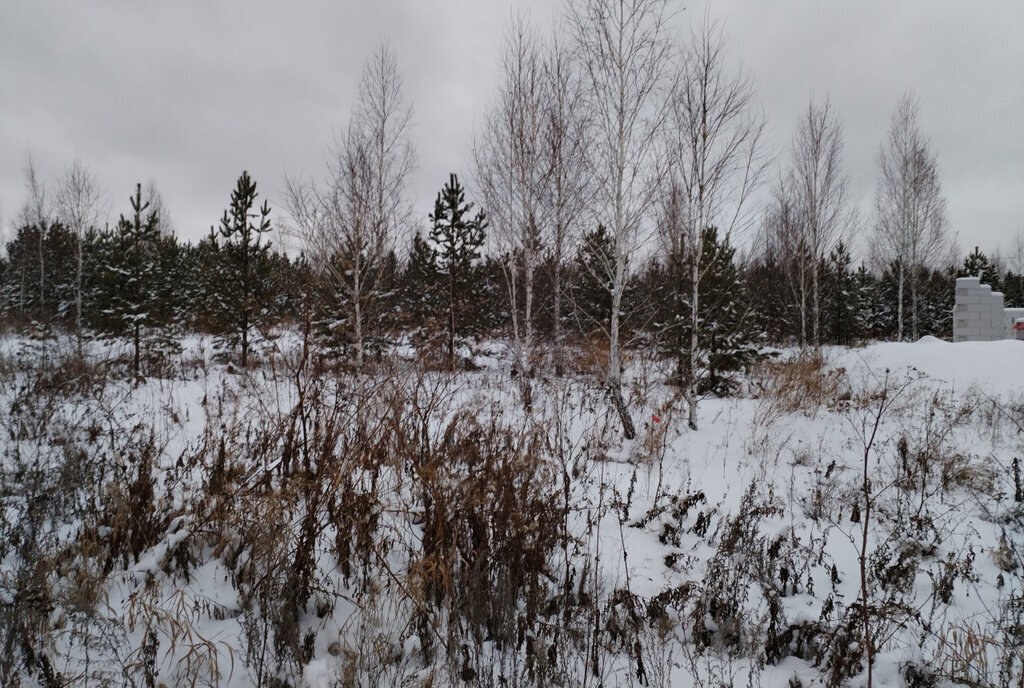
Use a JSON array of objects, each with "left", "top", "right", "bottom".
[{"left": 2, "top": 0, "right": 1021, "bottom": 264}]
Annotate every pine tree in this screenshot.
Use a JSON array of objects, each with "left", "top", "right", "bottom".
[
  {"left": 151, "top": 233, "right": 186, "bottom": 333},
  {"left": 920, "top": 264, "right": 955, "bottom": 338},
  {"left": 427, "top": 174, "right": 488, "bottom": 370},
  {"left": 745, "top": 253, "right": 793, "bottom": 345},
  {"left": 2, "top": 224, "right": 49, "bottom": 321},
  {"left": 401, "top": 232, "right": 441, "bottom": 333},
  {"left": 874, "top": 261, "right": 901, "bottom": 339},
  {"left": 1003, "top": 269, "right": 1024, "bottom": 308},
  {"left": 217, "top": 171, "right": 272, "bottom": 368},
  {"left": 190, "top": 229, "right": 227, "bottom": 334},
  {"left": 662, "top": 227, "right": 762, "bottom": 396},
  {"left": 958, "top": 246, "right": 1001, "bottom": 290},
  {"left": 80, "top": 225, "right": 111, "bottom": 332},
  {"left": 477, "top": 254, "right": 510, "bottom": 336},
  {"left": 266, "top": 250, "right": 309, "bottom": 330},
  {"left": 313, "top": 242, "right": 395, "bottom": 360},
  {"left": 570, "top": 224, "right": 615, "bottom": 337},
  {"left": 827, "top": 242, "right": 856, "bottom": 345},
  {"left": 851, "top": 265, "right": 877, "bottom": 340},
  {"left": 109, "top": 183, "right": 161, "bottom": 379},
  {"left": 2, "top": 222, "right": 76, "bottom": 326}
]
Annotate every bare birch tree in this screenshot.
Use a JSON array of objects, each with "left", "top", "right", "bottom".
[
  {"left": 542, "top": 28, "right": 591, "bottom": 377},
  {"left": 357, "top": 41, "right": 417, "bottom": 253},
  {"left": 785, "top": 97, "right": 850, "bottom": 346},
  {"left": 475, "top": 15, "right": 548, "bottom": 407},
  {"left": 144, "top": 181, "right": 174, "bottom": 236},
  {"left": 662, "top": 15, "right": 766, "bottom": 430},
  {"left": 873, "top": 93, "right": 949, "bottom": 341},
  {"left": 762, "top": 179, "right": 812, "bottom": 344},
  {"left": 1007, "top": 229, "right": 1024, "bottom": 277},
  {"left": 287, "top": 41, "right": 415, "bottom": 368},
  {"left": 567, "top": 0, "right": 676, "bottom": 440},
  {"left": 55, "top": 159, "right": 107, "bottom": 343},
  {"left": 19, "top": 156, "right": 50, "bottom": 317}
]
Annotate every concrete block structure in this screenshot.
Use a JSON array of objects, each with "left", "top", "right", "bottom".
[{"left": 953, "top": 276, "right": 1024, "bottom": 341}]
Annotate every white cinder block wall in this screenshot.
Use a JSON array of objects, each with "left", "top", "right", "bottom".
[{"left": 954, "top": 276, "right": 1020, "bottom": 341}]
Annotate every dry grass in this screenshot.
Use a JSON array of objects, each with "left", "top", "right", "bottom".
[
  {"left": 562, "top": 333, "right": 613, "bottom": 378},
  {"left": 749, "top": 349, "right": 850, "bottom": 416}
]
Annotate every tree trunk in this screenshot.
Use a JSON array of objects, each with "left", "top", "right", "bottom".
[
  {"left": 909, "top": 270, "right": 919, "bottom": 341},
  {"left": 553, "top": 252, "right": 564, "bottom": 377},
  {"left": 860, "top": 460, "right": 873, "bottom": 688},
  {"left": 76, "top": 234, "right": 83, "bottom": 351},
  {"left": 507, "top": 257, "right": 531, "bottom": 407},
  {"left": 242, "top": 234, "right": 251, "bottom": 368},
  {"left": 522, "top": 241, "right": 535, "bottom": 409},
  {"left": 896, "top": 262, "right": 905, "bottom": 341},
  {"left": 552, "top": 167, "right": 566, "bottom": 377},
  {"left": 608, "top": 255, "right": 635, "bottom": 440},
  {"left": 353, "top": 263, "right": 365, "bottom": 369},
  {"left": 133, "top": 322, "right": 141, "bottom": 381},
  {"left": 448, "top": 269, "right": 456, "bottom": 371},
  {"left": 687, "top": 249, "right": 701, "bottom": 431},
  {"left": 241, "top": 315, "right": 248, "bottom": 368},
  {"left": 811, "top": 255, "right": 820, "bottom": 347},
  {"left": 858, "top": 384, "right": 887, "bottom": 688},
  {"left": 38, "top": 227, "right": 45, "bottom": 318},
  {"left": 799, "top": 261, "right": 807, "bottom": 347}
]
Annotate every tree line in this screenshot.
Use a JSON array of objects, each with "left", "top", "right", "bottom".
[{"left": 2, "top": 167, "right": 1003, "bottom": 363}]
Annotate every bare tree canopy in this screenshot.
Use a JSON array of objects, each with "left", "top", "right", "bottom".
[
  {"left": 55, "top": 158, "right": 108, "bottom": 341},
  {"left": 144, "top": 181, "right": 174, "bottom": 236},
  {"left": 541, "top": 27, "right": 591, "bottom": 375},
  {"left": 19, "top": 155, "right": 50, "bottom": 230},
  {"left": 286, "top": 41, "right": 416, "bottom": 368},
  {"left": 355, "top": 41, "right": 417, "bottom": 250},
  {"left": 770, "top": 96, "right": 851, "bottom": 347},
  {"left": 567, "top": 0, "right": 676, "bottom": 439},
  {"left": 55, "top": 159, "right": 107, "bottom": 239},
  {"left": 873, "top": 92, "right": 949, "bottom": 341},
  {"left": 661, "top": 14, "right": 766, "bottom": 430},
  {"left": 475, "top": 14, "right": 548, "bottom": 405},
  {"left": 19, "top": 156, "right": 51, "bottom": 316}
]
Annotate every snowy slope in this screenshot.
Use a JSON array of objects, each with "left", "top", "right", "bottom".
[{"left": 1, "top": 335, "right": 1022, "bottom": 688}]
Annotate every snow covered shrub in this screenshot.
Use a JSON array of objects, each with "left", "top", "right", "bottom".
[
  {"left": 633, "top": 489, "right": 709, "bottom": 552},
  {"left": 804, "top": 459, "right": 844, "bottom": 522},
  {"left": 929, "top": 585, "right": 1024, "bottom": 688},
  {"left": 0, "top": 344, "right": 169, "bottom": 687},
  {"left": 220, "top": 372, "right": 393, "bottom": 685},
  {"left": 887, "top": 391, "right": 999, "bottom": 503},
  {"left": 0, "top": 451, "right": 62, "bottom": 686},
  {"left": 991, "top": 532, "right": 1020, "bottom": 573},
  {"left": 14, "top": 334, "right": 109, "bottom": 398},
  {"left": 233, "top": 487, "right": 315, "bottom": 686},
  {"left": 92, "top": 430, "right": 164, "bottom": 574},
  {"left": 689, "top": 484, "right": 784, "bottom": 655},
  {"left": 110, "top": 328, "right": 183, "bottom": 381}
]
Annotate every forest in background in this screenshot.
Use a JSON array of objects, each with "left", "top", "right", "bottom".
[{"left": 1, "top": 167, "right": 1020, "bottom": 380}]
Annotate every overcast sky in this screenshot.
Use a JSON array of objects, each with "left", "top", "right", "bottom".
[{"left": 2, "top": 0, "right": 1022, "bottom": 264}]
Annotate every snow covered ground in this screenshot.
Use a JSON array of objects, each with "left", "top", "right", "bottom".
[{"left": 1, "top": 334, "right": 1022, "bottom": 687}]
